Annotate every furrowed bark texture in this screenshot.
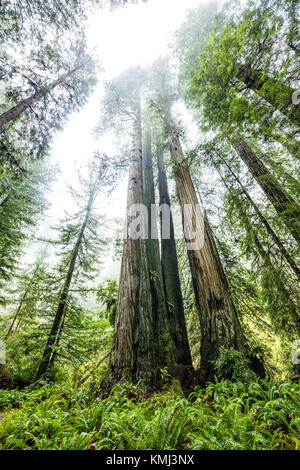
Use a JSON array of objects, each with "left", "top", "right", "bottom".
[
  {"left": 230, "top": 135, "right": 300, "bottom": 245},
  {"left": 142, "top": 126, "right": 176, "bottom": 367},
  {"left": 165, "top": 116, "right": 263, "bottom": 383},
  {"left": 110, "top": 101, "right": 158, "bottom": 386},
  {"left": 156, "top": 145, "right": 192, "bottom": 366},
  {"left": 237, "top": 64, "right": 300, "bottom": 126}
]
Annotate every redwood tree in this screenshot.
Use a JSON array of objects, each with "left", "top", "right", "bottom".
[
  {"left": 102, "top": 69, "right": 176, "bottom": 385},
  {"left": 162, "top": 108, "right": 264, "bottom": 383},
  {"left": 142, "top": 123, "right": 177, "bottom": 367},
  {"left": 156, "top": 143, "right": 192, "bottom": 366}
]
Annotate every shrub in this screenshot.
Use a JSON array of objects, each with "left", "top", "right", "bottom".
[{"left": 213, "top": 346, "right": 257, "bottom": 382}]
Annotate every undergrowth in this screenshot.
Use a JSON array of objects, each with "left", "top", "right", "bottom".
[{"left": 0, "top": 377, "right": 299, "bottom": 450}]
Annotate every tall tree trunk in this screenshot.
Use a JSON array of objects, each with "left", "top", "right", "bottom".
[
  {"left": 142, "top": 125, "right": 176, "bottom": 367},
  {"left": 213, "top": 152, "right": 300, "bottom": 279},
  {"left": 229, "top": 134, "right": 300, "bottom": 244},
  {"left": 163, "top": 113, "right": 264, "bottom": 383},
  {"left": 110, "top": 99, "right": 158, "bottom": 386},
  {"left": 237, "top": 63, "right": 300, "bottom": 126},
  {"left": 36, "top": 197, "right": 92, "bottom": 380},
  {"left": 156, "top": 144, "right": 192, "bottom": 366},
  {"left": 0, "top": 64, "right": 83, "bottom": 129}
]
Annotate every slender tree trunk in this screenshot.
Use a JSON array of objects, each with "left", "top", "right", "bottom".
[
  {"left": 110, "top": 99, "right": 158, "bottom": 386},
  {"left": 15, "top": 318, "right": 22, "bottom": 333},
  {"left": 142, "top": 125, "right": 175, "bottom": 367},
  {"left": 237, "top": 63, "right": 300, "bottom": 126},
  {"left": 156, "top": 144, "right": 192, "bottom": 366},
  {"left": 214, "top": 153, "right": 300, "bottom": 279},
  {"left": 36, "top": 198, "right": 92, "bottom": 380},
  {"left": 0, "top": 93, "right": 41, "bottom": 128},
  {"left": 229, "top": 134, "right": 300, "bottom": 244},
  {"left": 164, "top": 113, "right": 264, "bottom": 383},
  {"left": 0, "top": 142, "right": 27, "bottom": 176},
  {"left": 48, "top": 309, "right": 67, "bottom": 369},
  {"left": 0, "top": 64, "right": 83, "bottom": 129},
  {"left": 256, "top": 147, "right": 299, "bottom": 191},
  {"left": 6, "top": 291, "right": 28, "bottom": 338},
  {"left": 269, "top": 128, "right": 300, "bottom": 160},
  {"left": 236, "top": 201, "right": 300, "bottom": 334},
  {"left": 0, "top": 195, "right": 10, "bottom": 207}
]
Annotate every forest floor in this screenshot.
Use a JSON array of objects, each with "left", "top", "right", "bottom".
[{"left": 0, "top": 377, "right": 299, "bottom": 450}]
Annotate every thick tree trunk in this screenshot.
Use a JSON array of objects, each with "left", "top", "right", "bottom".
[
  {"left": 142, "top": 125, "right": 176, "bottom": 367},
  {"left": 215, "top": 154, "right": 300, "bottom": 279},
  {"left": 110, "top": 100, "right": 158, "bottom": 386},
  {"left": 36, "top": 199, "right": 92, "bottom": 380},
  {"left": 164, "top": 115, "right": 263, "bottom": 383},
  {"left": 237, "top": 64, "right": 300, "bottom": 126},
  {"left": 230, "top": 134, "right": 300, "bottom": 244},
  {"left": 156, "top": 144, "right": 192, "bottom": 366}
]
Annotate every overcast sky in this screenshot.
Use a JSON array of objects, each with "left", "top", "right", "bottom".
[{"left": 32, "top": 0, "right": 205, "bottom": 282}]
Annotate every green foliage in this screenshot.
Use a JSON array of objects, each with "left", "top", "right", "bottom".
[
  {"left": 0, "top": 161, "right": 51, "bottom": 299},
  {"left": 174, "top": 0, "right": 300, "bottom": 343},
  {"left": 97, "top": 279, "right": 118, "bottom": 326},
  {"left": 97, "top": 66, "right": 148, "bottom": 136},
  {"left": 0, "top": 0, "right": 99, "bottom": 44},
  {"left": 213, "top": 346, "right": 257, "bottom": 382},
  {"left": 0, "top": 154, "right": 118, "bottom": 382},
  {"left": 0, "top": 377, "right": 299, "bottom": 450}
]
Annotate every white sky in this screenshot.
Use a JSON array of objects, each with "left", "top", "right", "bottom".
[{"left": 33, "top": 0, "right": 205, "bottom": 283}]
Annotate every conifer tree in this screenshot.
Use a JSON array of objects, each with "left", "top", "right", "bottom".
[
  {"left": 228, "top": 134, "right": 300, "bottom": 245},
  {"left": 203, "top": 141, "right": 300, "bottom": 279},
  {"left": 5, "top": 255, "right": 49, "bottom": 338},
  {"left": 156, "top": 142, "right": 192, "bottom": 366},
  {"left": 142, "top": 121, "right": 180, "bottom": 367},
  {"left": 0, "top": 160, "right": 50, "bottom": 300},
  {"left": 99, "top": 68, "right": 175, "bottom": 385},
  {"left": 36, "top": 153, "right": 112, "bottom": 379}
]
